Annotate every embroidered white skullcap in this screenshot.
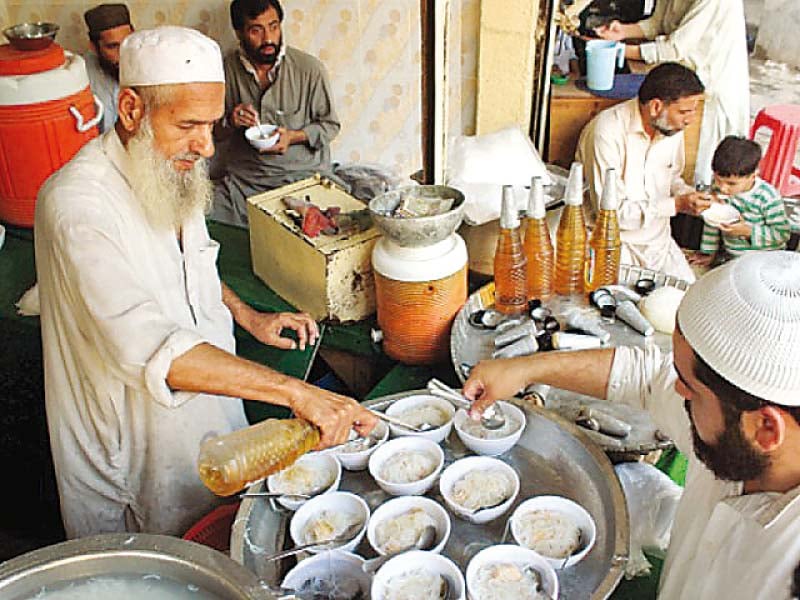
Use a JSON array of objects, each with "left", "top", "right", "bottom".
[
  {"left": 119, "top": 26, "right": 224, "bottom": 87},
  {"left": 677, "top": 251, "right": 800, "bottom": 406}
]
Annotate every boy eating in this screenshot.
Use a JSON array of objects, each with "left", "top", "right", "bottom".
[{"left": 692, "top": 136, "right": 790, "bottom": 267}]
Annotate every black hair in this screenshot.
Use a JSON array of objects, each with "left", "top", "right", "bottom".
[
  {"left": 692, "top": 350, "right": 800, "bottom": 427},
  {"left": 712, "top": 135, "right": 763, "bottom": 178},
  {"left": 230, "top": 0, "right": 284, "bottom": 31},
  {"left": 638, "top": 62, "right": 705, "bottom": 105}
]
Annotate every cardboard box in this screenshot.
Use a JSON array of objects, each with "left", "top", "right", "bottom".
[{"left": 247, "top": 175, "right": 380, "bottom": 322}]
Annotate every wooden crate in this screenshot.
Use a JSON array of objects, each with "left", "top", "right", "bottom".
[{"left": 247, "top": 175, "right": 381, "bottom": 322}]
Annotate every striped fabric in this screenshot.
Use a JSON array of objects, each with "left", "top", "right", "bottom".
[{"left": 699, "top": 178, "right": 790, "bottom": 255}]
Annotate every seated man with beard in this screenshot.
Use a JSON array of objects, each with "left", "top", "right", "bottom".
[
  {"left": 83, "top": 3, "right": 134, "bottom": 133},
  {"left": 577, "top": 62, "right": 713, "bottom": 282},
  {"left": 464, "top": 251, "right": 800, "bottom": 599},
  {"left": 211, "top": 0, "right": 343, "bottom": 227},
  {"left": 34, "top": 26, "right": 376, "bottom": 539}
]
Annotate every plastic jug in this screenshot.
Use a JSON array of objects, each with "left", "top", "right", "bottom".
[{"left": 586, "top": 40, "right": 625, "bottom": 91}]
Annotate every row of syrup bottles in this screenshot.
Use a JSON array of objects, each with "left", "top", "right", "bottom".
[{"left": 494, "top": 164, "right": 622, "bottom": 314}]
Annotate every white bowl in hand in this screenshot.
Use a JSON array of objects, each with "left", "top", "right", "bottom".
[
  {"left": 701, "top": 203, "right": 740, "bottom": 227},
  {"left": 245, "top": 124, "right": 279, "bottom": 151}
]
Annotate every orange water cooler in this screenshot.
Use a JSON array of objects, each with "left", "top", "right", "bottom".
[
  {"left": 370, "top": 185, "right": 468, "bottom": 365},
  {"left": 373, "top": 235, "right": 468, "bottom": 365},
  {"left": 0, "top": 43, "right": 102, "bottom": 227}
]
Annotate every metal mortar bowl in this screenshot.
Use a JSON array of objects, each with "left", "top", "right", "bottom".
[
  {"left": 0, "top": 533, "right": 274, "bottom": 599},
  {"left": 369, "top": 185, "right": 465, "bottom": 247},
  {"left": 4, "top": 22, "right": 60, "bottom": 51}
]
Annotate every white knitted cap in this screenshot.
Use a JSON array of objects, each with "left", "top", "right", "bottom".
[
  {"left": 677, "top": 251, "right": 800, "bottom": 406},
  {"left": 119, "top": 26, "right": 224, "bottom": 87}
]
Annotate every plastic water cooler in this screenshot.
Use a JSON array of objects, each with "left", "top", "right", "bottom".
[
  {"left": 0, "top": 43, "right": 102, "bottom": 227},
  {"left": 370, "top": 186, "right": 468, "bottom": 365}
]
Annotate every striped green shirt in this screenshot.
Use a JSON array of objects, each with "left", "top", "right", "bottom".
[{"left": 699, "top": 178, "right": 790, "bottom": 255}]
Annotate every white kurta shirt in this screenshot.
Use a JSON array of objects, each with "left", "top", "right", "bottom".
[
  {"left": 637, "top": 0, "right": 750, "bottom": 184},
  {"left": 607, "top": 346, "right": 800, "bottom": 599},
  {"left": 83, "top": 52, "right": 119, "bottom": 134},
  {"left": 34, "top": 130, "right": 248, "bottom": 538},
  {"left": 577, "top": 98, "right": 696, "bottom": 282}
]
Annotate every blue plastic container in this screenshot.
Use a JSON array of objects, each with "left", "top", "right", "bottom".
[{"left": 586, "top": 40, "right": 625, "bottom": 91}]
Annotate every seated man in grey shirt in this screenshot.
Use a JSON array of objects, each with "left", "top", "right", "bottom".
[
  {"left": 212, "top": 0, "right": 343, "bottom": 227},
  {"left": 83, "top": 3, "right": 133, "bottom": 133}
]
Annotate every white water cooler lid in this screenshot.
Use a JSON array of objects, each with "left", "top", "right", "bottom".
[
  {"left": 372, "top": 234, "right": 468, "bottom": 282},
  {"left": 0, "top": 52, "right": 91, "bottom": 106}
]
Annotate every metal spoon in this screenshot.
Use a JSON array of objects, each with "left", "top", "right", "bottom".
[
  {"left": 426, "top": 378, "right": 506, "bottom": 430},
  {"left": 465, "top": 494, "right": 511, "bottom": 517},
  {"left": 523, "top": 565, "right": 555, "bottom": 600},
  {"left": 239, "top": 492, "right": 311, "bottom": 502},
  {"left": 361, "top": 524, "right": 437, "bottom": 573},
  {"left": 439, "top": 574, "right": 453, "bottom": 600},
  {"left": 264, "top": 521, "right": 364, "bottom": 562},
  {"left": 370, "top": 409, "right": 434, "bottom": 433}
]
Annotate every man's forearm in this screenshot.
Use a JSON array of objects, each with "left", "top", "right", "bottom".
[
  {"left": 519, "top": 348, "right": 616, "bottom": 399},
  {"left": 221, "top": 282, "right": 255, "bottom": 331},
  {"left": 166, "top": 342, "right": 298, "bottom": 406}
]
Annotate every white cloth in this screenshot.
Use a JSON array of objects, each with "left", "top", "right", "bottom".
[
  {"left": 607, "top": 345, "right": 800, "bottom": 599},
  {"left": 120, "top": 26, "right": 224, "bottom": 87},
  {"left": 446, "top": 127, "right": 551, "bottom": 226},
  {"left": 34, "top": 130, "right": 248, "bottom": 538},
  {"left": 83, "top": 52, "right": 118, "bottom": 134},
  {"left": 636, "top": 0, "right": 750, "bottom": 185},
  {"left": 577, "top": 98, "right": 696, "bottom": 282}
]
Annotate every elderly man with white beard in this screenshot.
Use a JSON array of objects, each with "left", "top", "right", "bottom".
[{"left": 34, "top": 26, "right": 376, "bottom": 539}]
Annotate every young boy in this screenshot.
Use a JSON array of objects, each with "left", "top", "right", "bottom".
[{"left": 692, "top": 136, "right": 790, "bottom": 267}]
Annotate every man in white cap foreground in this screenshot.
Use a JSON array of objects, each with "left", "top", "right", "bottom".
[
  {"left": 34, "top": 26, "right": 375, "bottom": 539},
  {"left": 464, "top": 251, "right": 800, "bottom": 599}
]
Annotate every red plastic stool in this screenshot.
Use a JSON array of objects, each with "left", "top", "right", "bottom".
[{"left": 750, "top": 104, "right": 800, "bottom": 197}]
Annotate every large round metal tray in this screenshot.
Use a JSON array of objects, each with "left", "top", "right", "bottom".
[
  {"left": 0, "top": 533, "right": 272, "bottom": 599},
  {"left": 450, "top": 265, "right": 687, "bottom": 457},
  {"left": 231, "top": 390, "right": 629, "bottom": 599}
]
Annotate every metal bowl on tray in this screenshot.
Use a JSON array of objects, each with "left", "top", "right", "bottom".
[
  {"left": 0, "top": 533, "right": 273, "bottom": 598},
  {"left": 369, "top": 185, "right": 465, "bottom": 247},
  {"left": 231, "top": 390, "right": 629, "bottom": 599},
  {"left": 4, "top": 22, "right": 60, "bottom": 51}
]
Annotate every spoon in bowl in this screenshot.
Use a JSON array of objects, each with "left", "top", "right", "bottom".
[
  {"left": 361, "top": 524, "right": 437, "bottom": 573},
  {"left": 426, "top": 378, "right": 506, "bottom": 430},
  {"left": 264, "top": 521, "right": 364, "bottom": 562}
]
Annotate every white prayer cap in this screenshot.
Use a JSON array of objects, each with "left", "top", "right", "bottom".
[
  {"left": 678, "top": 251, "right": 800, "bottom": 406},
  {"left": 119, "top": 26, "right": 224, "bottom": 88}
]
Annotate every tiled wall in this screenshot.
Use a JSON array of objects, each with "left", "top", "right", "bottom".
[{"left": 4, "top": 0, "right": 446, "bottom": 177}]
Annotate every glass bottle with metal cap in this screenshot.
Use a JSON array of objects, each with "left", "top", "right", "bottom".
[{"left": 494, "top": 185, "right": 528, "bottom": 315}]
